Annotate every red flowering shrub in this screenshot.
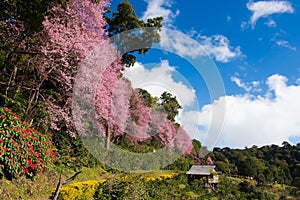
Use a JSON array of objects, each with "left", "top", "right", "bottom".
[{"left": 0, "top": 107, "right": 56, "bottom": 179}]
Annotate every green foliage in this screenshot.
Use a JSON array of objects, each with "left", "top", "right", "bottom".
[
  {"left": 215, "top": 160, "right": 231, "bottom": 174},
  {"left": 52, "top": 131, "right": 100, "bottom": 170},
  {"left": 0, "top": 94, "right": 27, "bottom": 116},
  {"left": 212, "top": 142, "right": 300, "bottom": 186},
  {"left": 115, "top": 138, "right": 157, "bottom": 153},
  {"left": 160, "top": 91, "right": 182, "bottom": 122},
  {"left": 292, "top": 177, "right": 300, "bottom": 189},
  {"left": 0, "top": 0, "right": 68, "bottom": 34},
  {"left": 191, "top": 139, "right": 202, "bottom": 152},
  {"left": 105, "top": 0, "right": 163, "bottom": 67},
  {"left": 91, "top": 173, "right": 277, "bottom": 199},
  {"left": 164, "top": 156, "right": 193, "bottom": 171},
  {"left": 0, "top": 93, "right": 49, "bottom": 133},
  {"left": 0, "top": 107, "right": 56, "bottom": 179},
  {"left": 138, "top": 89, "right": 158, "bottom": 108},
  {"left": 93, "top": 173, "right": 190, "bottom": 200},
  {"left": 94, "top": 175, "right": 149, "bottom": 200}
]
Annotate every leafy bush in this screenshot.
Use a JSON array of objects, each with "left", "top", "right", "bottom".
[
  {"left": 94, "top": 173, "right": 192, "bottom": 200},
  {"left": 56, "top": 180, "right": 106, "bottom": 200},
  {"left": 0, "top": 107, "right": 56, "bottom": 179},
  {"left": 94, "top": 175, "right": 152, "bottom": 200},
  {"left": 52, "top": 131, "right": 100, "bottom": 170},
  {"left": 164, "top": 156, "right": 193, "bottom": 171}
]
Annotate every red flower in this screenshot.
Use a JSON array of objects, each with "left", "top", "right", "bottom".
[
  {"left": 2, "top": 147, "right": 7, "bottom": 151},
  {"left": 35, "top": 152, "right": 41, "bottom": 157},
  {"left": 28, "top": 160, "right": 35, "bottom": 170},
  {"left": 66, "top": 155, "right": 71, "bottom": 159},
  {"left": 12, "top": 151, "right": 16, "bottom": 155},
  {"left": 12, "top": 117, "right": 18, "bottom": 121},
  {"left": 52, "top": 155, "right": 57, "bottom": 160},
  {"left": 1, "top": 114, "right": 6, "bottom": 119},
  {"left": 26, "top": 146, "right": 34, "bottom": 152},
  {"left": 23, "top": 168, "right": 29, "bottom": 173},
  {"left": 0, "top": 139, "right": 4, "bottom": 142},
  {"left": 52, "top": 151, "right": 57, "bottom": 155},
  {"left": 23, "top": 121, "right": 30, "bottom": 126},
  {"left": 24, "top": 128, "right": 31, "bottom": 133}
]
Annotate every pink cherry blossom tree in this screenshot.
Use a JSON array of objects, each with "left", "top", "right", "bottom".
[
  {"left": 155, "top": 119, "right": 177, "bottom": 145},
  {"left": 95, "top": 59, "right": 131, "bottom": 149},
  {"left": 129, "top": 89, "right": 151, "bottom": 127},
  {"left": 42, "top": 0, "right": 195, "bottom": 155},
  {"left": 172, "top": 126, "right": 193, "bottom": 156},
  {"left": 120, "top": 89, "right": 152, "bottom": 143},
  {"left": 41, "top": 0, "right": 109, "bottom": 137},
  {"left": 206, "top": 156, "right": 214, "bottom": 165}
]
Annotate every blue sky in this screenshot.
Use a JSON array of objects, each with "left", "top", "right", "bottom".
[{"left": 109, "top": 0, "right": 300, "bottom": 148}]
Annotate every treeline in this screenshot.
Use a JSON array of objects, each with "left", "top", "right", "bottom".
[{"left": 210, "top": 142, "right": 300, "bottom": 188}]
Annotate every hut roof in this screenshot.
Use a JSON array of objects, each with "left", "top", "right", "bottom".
[{"left": 186, "top": 165, "right": 216, "bottom": 175}]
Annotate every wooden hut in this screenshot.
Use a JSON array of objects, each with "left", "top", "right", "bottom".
[{"left": 186, "top": 165, "right": 219, "bottom": 186}]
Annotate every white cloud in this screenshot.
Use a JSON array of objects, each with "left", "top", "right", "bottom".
[
  {"left": 195, "top": 74, "right": 300, "bottom": 148},
  {"left": 141, "top": 1, "right": 242, "bottom": 63},
  {"left": 231, "top": 76, "right": 252, "bottom": 92},
  {"left": 198, "top": 35, "right": 242, "bottom": 63},
  {"left": 252, "top": 81, "right": 260, "bottom": 87},
  {"left": 160, "top": 29, "right": 242, "bottom": 63},
  {"left": 271, "top": 30, "right": 296, "bottom": 51},
  {"left": 296, "top": 78, "right": 300, "bottom": 85},
  {"left": 231, "top": 77, "right": 261, "bottom": 93},
  {"left": 247, "top": 1, "right": 294, "bottom": 28},
  {"left": 123, "top": 60, "right": 196, "bottom": 107},
  {"left": 141, "top": 0, "right": 179, "bottom": 26},
  {"left": 265, "top": 19, "right": 277, "bottom": 27},
  {"left": 241, "top": 21, "right": 249, "bottom": 31},
  {"left": 181, "top": 110, "right": 210, "bottom": 142},
  {"left": 227, "top": 16, "right": 232, "bottom": 23},
  {"left": 276, "top": 40, "right": 296, "bottom": 51}
]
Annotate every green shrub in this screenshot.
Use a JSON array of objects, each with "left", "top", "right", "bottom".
[
  {"left": 52, "top": 131, "right": 100, "bottom": 170},
  {"left": 56, "top": 180, "right": 106, "bottom": 200},
  {"left": 0, "top": 107, "right": 56, "bottom": 179}
]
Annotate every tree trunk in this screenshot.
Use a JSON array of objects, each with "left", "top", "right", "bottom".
[
  {"left": 5, "top": 65, "right": 18, "bottom": 98},
  {"left": 105, "top": 124, "right": 110, "bottom": 150},
  {"left": 52, "top": 171, "right": 81, "bottom": 200}
]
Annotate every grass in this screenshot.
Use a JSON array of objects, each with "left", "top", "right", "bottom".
[
  {"left": 0, "top": 166, "right": 178, "bottom": 200},
  {"left": 227, "top": 176, "right": 257, "bottom": 185},
  {"left": 0, "top": 166, "right": 107, "bottom": 200},
  {"left": 0, "top": 169, "right": 59, "bottom": 200}
]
